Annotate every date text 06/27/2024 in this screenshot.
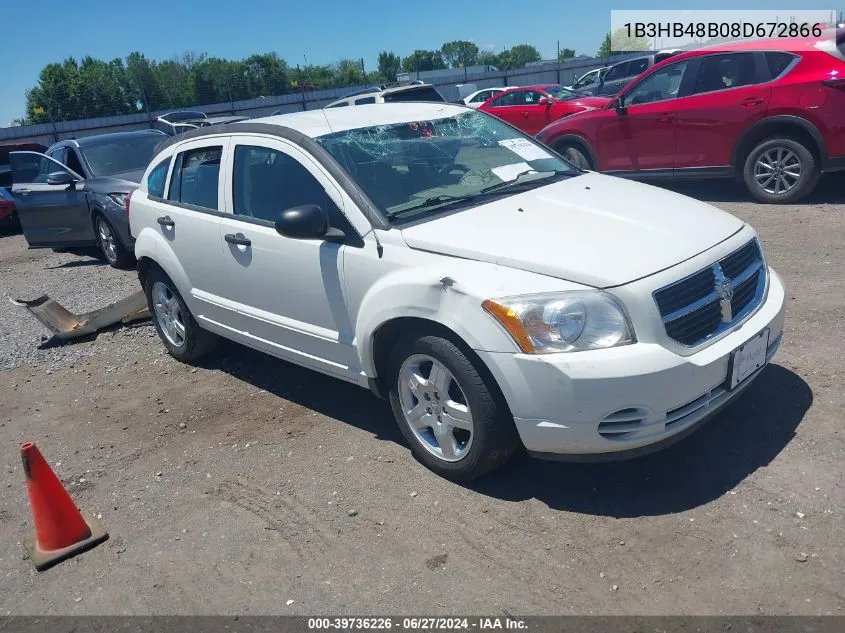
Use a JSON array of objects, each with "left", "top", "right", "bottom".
[{"left": 307, "top": 617, "right": 528, "bottom": 630}]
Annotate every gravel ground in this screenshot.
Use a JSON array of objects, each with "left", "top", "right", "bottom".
[
  {"left": 0, "top": 176, "right": 843, "bottom": 615},
  {"left": 0, "top": 245, "right": 140, "bottom": 371}
]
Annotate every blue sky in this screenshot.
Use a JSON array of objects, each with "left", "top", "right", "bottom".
[{"left": 0, "top": 0, "right": 835, "bottom": 124}]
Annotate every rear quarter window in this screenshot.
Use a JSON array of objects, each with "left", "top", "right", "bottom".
[
  {"left": 764, "top": 52, "right": 799, "bottom": 79},
  {"left": 146, "top": 157, "right": 171, "bottom": 198}
]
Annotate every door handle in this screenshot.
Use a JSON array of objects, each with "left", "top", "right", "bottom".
[
  {"left": 522, "top": 112, "right": 530, "bottom": 117},
  {"left": 656, "top": 113, "right": 675, "bottom": 123},
  {"left": 157, "top": 216, "right": 175, "bottom": 228},
  {"left": 16, "top": 189, "right": 31, "bottom": 196},
  {"left": 224, "top": 233, "right": 251, "bottom": 247},
  {"left": 741, "top": 97, "right": 765, "bottom": 107}
]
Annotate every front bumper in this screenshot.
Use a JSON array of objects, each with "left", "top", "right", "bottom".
[{"left": 476, "top": 268, "right": 786, "bottom": 458}]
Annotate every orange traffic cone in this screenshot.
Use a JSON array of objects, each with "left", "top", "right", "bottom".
[{"left": 21, "top": 442, "right": 108, "bottom": 571}]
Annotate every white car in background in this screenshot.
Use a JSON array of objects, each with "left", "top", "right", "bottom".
[
  {"left": 461, "top": 87, "right": 509, "bottom": 108},
  {"left": 325, "top": 83, "right": 444, "bottom": 108},
  {"left": 129, "top": 103, "right": 785, "bottom": 481},
  {"left": 564, "top": 67, "right": 609, "bottom": 91}
]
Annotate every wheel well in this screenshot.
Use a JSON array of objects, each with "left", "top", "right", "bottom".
[
  {"left": 734, "top": 121, "right": 822, "bottom": 173},
  {"left": 369, "top": 317, "right": 510, "bottom": 415},
  {"left": 550, "top": 135, "right": 595, "bottom": 169},
  {"left": 136, "top": 256, "right": 161, "bottom": 290}
]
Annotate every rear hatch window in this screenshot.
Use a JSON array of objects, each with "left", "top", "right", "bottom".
[
  {"left": 764, "top": 52, "right": 800, "bottom": 79},
  {"left": 384, "top": 86, "right": 445, "bottom": 103}
]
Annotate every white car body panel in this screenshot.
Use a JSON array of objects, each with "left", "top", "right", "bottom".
[{"left": 131, "top": 104, "right": 786, "bottom": 461}]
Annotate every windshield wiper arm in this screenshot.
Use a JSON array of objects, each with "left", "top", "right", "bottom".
[
  {"left": 387, "top": 170, "right": 571, "bottom": 218},
  {"left": 478, "top": 169, "right": 568, "bottom": 195}
]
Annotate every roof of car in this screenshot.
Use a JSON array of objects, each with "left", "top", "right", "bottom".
[
  {"left": 659, "top": 31, "right": 840, "bottom": 62},
  {"left": 248, "top": 102, "right": 468, "bottom": 137},
  {"left": 327, "top": 83, "right": 441, "bottom": 106}
]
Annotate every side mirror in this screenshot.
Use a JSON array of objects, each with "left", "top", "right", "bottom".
[
  {"left": 275, "top": 204, "right": 345, "bottom": 241},
  {"left": 47, "top": 171, "right": 77, "bottom": 186},
  {"left": 538, "top": 97, "right": 553, "bottom": 108},
  {"left": 613, "top": 96, "right": 628, "bottom": 114}
]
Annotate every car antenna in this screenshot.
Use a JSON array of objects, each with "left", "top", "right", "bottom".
[{"left": 374, "top": 231, "right": 384, "bottom": 258}]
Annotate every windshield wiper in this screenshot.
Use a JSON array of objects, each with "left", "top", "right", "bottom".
[
  {"left": 387, "top": 170, "right": 572, "bottom": 218},
  {"left": 478, "top": 169, "right": 569, "bottom": 195}
]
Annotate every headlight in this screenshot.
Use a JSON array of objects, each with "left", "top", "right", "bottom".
[
  {"left": 483, "top": 291, "right": 634, "bottom": 354},
  {"left": 107, "top": 192, "right": 129, "bottom": 207}
]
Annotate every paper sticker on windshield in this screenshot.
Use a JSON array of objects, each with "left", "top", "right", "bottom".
[
  {"left": 498, "top": 138, "right": 552, "bottom": 161},
  {"left": 491, "top": 162, "right": 533, "bottom": 182}
]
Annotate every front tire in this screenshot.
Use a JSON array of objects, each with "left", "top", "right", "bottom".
[
  {"left": 143, "top": 267, "right": 215, "bottom": 363},
  {"left": 742, "top": 137, "right": 819, "bottom": 204},
  {"left": 555, "top": 142, "right": 593, "bottom": 170},
  {"left": 386, "top": 334, "right": 519, "bottom": 481},
  {"left": 95, "top": 214, "right": 132, "bottom": 268}
]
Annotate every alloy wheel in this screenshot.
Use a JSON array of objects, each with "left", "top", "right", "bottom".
[
  {"left": 754, "top": 147, "right": 802, "bottom": 196},
  {"left": 152, "top": 281, "right": 187, "bottom": 349},
  {"left": 397, "top": 354, "right": 474, "bottom": 462},
  {"left": 97, "top": 218, "right": 118, "bottom": 263}
]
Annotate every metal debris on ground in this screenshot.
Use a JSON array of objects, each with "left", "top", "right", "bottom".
[{"left": 9, "top": 290, "right": 149, "bottom": 340}]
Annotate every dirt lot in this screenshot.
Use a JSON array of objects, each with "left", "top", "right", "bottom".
[{"left": 0, "top": 177, "right": 843, "bottom": 616}]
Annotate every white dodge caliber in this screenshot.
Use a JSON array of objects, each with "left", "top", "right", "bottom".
[{"left": 129, "top": 103, "right": 785, "bottom": 480}]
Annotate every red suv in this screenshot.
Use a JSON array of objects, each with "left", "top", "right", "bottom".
[{"left": 536, "top": 34, "right": 845, "bottom": 203}]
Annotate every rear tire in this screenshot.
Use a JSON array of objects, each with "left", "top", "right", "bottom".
[
  {"left": 386, "top": 334, "right": 519, "bottom": 481},
  {"left": 143, "top": 266, "right": 215, "bottom": 363},
  {"left": 742, "top": 137, "right": 819, "bottom": 204},
  {"left": 95, "top": 214, "right": 133, "bottom": 268}
]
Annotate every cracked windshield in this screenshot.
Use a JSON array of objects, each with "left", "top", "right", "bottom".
[{"left": 316, "top": 110, "right": 579, "bottom": 221}]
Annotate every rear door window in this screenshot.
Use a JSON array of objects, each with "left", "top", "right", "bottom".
[
  {"left": 167, "top": 146, "right": 222, "bottom": 210},
  {"left": 691, "top": 52, "right": 758, "bottom": 94}
]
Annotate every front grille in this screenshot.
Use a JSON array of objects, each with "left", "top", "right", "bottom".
[{"left": 653, "top": 239, "right": 766, "bottom": 347}]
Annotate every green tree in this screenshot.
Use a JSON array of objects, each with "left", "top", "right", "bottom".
[
  {"left": 366, "top": 70, "right": 386, "bottom": 85},
  {"left": 332, "top": 59, "right": 364, "bottom": 87},
  {"left": 597, "top": 28, "right": 650, "bottom": 57},
  {"left": 477, "top": 50, "right": 500, "bottom": 67},
  {"left": 241, "top": 53, "right": 290, "bottom": 98},
  {"left": 299, "top": 64, "right": 334, "bottom": 89},
  {"left": 155, "top": 59, "right": 192, "bottom": 108},
  {"left": 558, "top": 48, "right": 576, "bottom": 62},
  {"left": 377, "top": 51, "right": 401, "bottom": 82},
  {"left": 125, "top": 52, "right": 163, "bottom": 111},
  {"left": 441, "top": 40, "right": 479, "bottom": 68},
  {"left": 401, "top": 50, "right": 446, "bottom": 74},
  {"left": 498, "top": 44, "right": 541, "bottom": 70}
]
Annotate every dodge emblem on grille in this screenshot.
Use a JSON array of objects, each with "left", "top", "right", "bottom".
[{"left": 713, "top": 264, "right": 733, "bottom": 322}]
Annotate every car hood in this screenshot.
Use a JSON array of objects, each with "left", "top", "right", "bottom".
[
  {"left": 399, "top": 172, "right": 744, "bottom": 288},
  {"left": 85, "top": 169, "right": 145, "bottom": 192},
  {"left": 568, "top": 96, "right": 611, "bottom": 108}
]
